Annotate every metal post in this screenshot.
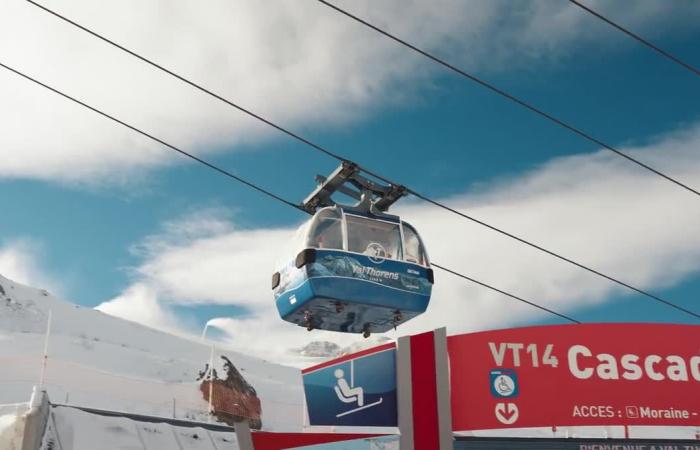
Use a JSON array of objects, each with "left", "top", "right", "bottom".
[
  {"left": 302, "top": 390, "right": 309, "bottom": 431},
  {"left": 302, "top": 397, "right": 307, "bottom": 430},
  {"left": 208, "top": 343, "right": 215, "bottom": 422},
  {"left": 433, "top": 327, "right": 453, "bottom": 450},
  {"left": 234, "top": 420, "right": 254, "bottom": 450},
  {"left": 396, "top": 334, "right": 414, "bottom": 450},
  {"left": 39, "top": 310, "right": 52, "bottom": 387}
]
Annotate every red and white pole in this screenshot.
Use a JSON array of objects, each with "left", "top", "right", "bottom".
[{"left": 397, "top": 327, "right": 453, "bottom": 450}]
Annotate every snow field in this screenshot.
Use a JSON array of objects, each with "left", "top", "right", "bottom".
[
  {"left": 0, "top": 275, "right": 305, "bottom": 432},
  {"left": 46, "top": 406, "right": 239, "bottom": 450}
]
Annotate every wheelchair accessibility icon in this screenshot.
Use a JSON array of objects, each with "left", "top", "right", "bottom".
[{"left": 490, "top": 369, "right": 519, "bottom": 398}]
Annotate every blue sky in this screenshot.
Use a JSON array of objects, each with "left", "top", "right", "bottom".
[{"left": 0, "top": 0, "right": 699, "bottom": 352}]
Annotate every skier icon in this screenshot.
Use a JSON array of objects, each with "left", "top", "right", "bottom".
[
  {"left": 334, "top": 369, "right": 364, "bottom": 406},
  {"left": 332, "top": 363, "right": 383, "bottom": 418}
]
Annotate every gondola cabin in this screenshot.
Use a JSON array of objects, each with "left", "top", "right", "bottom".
[{"left": 272, "top": 205, "right": 433, "bottom": 336}]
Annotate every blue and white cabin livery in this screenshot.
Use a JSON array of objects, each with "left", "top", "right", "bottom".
[{"left": 271, "top": 162, "right": 434, "bottom": 337}]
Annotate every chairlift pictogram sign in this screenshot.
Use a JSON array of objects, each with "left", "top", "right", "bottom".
[{"left": 302, "top": 343, "right": 398, "bottom": 427}]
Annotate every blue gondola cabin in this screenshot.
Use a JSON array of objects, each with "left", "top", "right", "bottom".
[{"left": 272, "top": 205, "right": 433, "bottom": 337}]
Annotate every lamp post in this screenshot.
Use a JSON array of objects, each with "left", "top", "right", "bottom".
[
  {"left": 201, "top": 321, "right": 216, "bottom": 423},
  {"left": 39, "top": 309, "right": 52, "bottom": 388},
  {"left": 201, "top": 322, "right": 211, "bottom": 341}
]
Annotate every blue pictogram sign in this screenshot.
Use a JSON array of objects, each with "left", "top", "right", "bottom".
[
  {"left": 490, "top": 369, "right": 519, "bottom": 398},
  {"left": 303, "top": 347, "right": 397, "bottom": 427}
]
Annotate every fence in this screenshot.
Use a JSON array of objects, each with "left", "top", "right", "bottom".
[{"left": 0, "top": 356, "right": 302, "bottom": 432}]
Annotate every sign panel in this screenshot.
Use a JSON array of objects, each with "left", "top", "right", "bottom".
[
  {"left": 448, "top": 324, "right": 700, "bottom": 430},
  {"left": 302, "top": 343, "right": 397, "bottom": 427},
  {"left": 454, "top": 437, "right": 700, "bottom": 450}
]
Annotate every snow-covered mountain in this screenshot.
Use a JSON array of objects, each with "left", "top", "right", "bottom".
[
  {"left": 292, "top": 337, "right": 393, "bottom": 359},
  {"left": 0, "top": 274, "right": 304, "bottom": 432},
  {"left": 295, "top": 341, "right": 342, "bottom": 358}
]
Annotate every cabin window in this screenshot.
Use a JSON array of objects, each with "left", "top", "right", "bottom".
[
  {"left": 346, "top": 215, "right": 402, "bottom": 261},
  {"left": 307, "top": 209, "right": 343, "bottom": 250},
  {"left": 402, "top": 223, "right": 427, "bottom": 266}
]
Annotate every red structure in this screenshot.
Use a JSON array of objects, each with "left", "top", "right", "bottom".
[
  {"left": 251, "top": 432, "right": 383, "bottom": 450},
  {"left": 238, "top": 324, "right": 700, "bottom": 450}
]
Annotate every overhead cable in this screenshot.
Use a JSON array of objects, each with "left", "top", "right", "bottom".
[
  {"left": 0, "top": 60, "right": 580, "bottom": 324},
  {"left": 431, "top": 263, "right": 579, "bottom": 323},
  {"left": 316, "top": 0, "right": 700, "bottom": 198},
  {"left": 23, "top": 0, "right": 700, "bottom": 320},
  {"left": 567, "top": 0, "right": 700, "bottom": 79}
]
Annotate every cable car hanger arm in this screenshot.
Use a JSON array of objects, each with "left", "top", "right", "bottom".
[{"left": 301, "top": 161, "right": 407, "bottom": 215}]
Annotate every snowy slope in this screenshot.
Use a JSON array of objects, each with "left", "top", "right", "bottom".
[
  {"left": 45, "top": 405, "right": 240, "bottom": 450},
  {"left": 0, "top": 274, "right": 304, "bottom": 432}
]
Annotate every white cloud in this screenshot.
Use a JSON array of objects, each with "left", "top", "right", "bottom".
[
  {"left": 0, "top": 0, "right": 698, "bottom": 183},
  {"left": 95, "top": 282, "right": 184, "bottom": 334},
  {"left": 396, "top": 125, "right": 700, "bottom": 335},
  {"left": 97, "top": 124, "right": 700, "bottom": 356},
  {"left": 127, "top": 209, "right": 293, "bottom": 307},
  {"left": 0, "top": 239, "right": 63, "bottom": 296}
]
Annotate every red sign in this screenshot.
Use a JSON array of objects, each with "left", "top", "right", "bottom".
[{"left": 447, "top": 323, "right": 700, "bottom": 430}]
